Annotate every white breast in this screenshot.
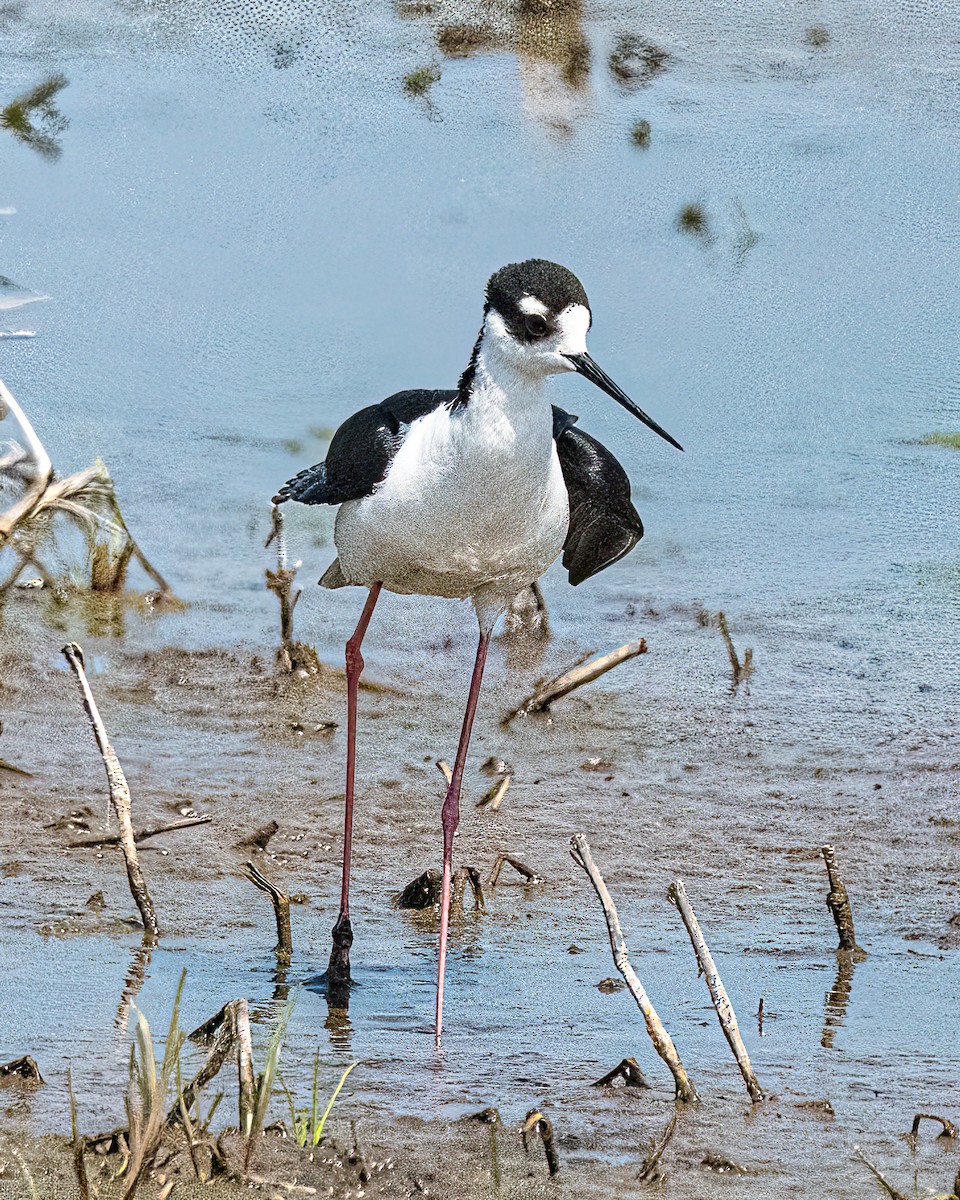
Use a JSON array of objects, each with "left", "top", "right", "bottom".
[{"left": 333, "top": 374, "right": 569, "bottom": 625}]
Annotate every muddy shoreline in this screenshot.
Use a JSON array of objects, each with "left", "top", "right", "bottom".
[{"left": 1, "top": 599, "right": 958, "bottom": 1197}]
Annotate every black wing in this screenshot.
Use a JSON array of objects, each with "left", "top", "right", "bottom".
[
  {"left": 273, "top": 389, "right": 456, "bottom": 506},
  {"left": 552, "top": 405, "right": 644, "bottom": 587}
]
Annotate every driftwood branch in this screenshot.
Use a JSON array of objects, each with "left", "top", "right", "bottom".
[
  {"left": 242, "top": 860, "right": 292, "bottom": 963},
  {"left": 505, "top": 641, "right": 646, "bottom": 721},
  {"left": 821, "top": 845, "right": 865, "bottom": 956},
  {"left": 0, "top": 378, "right": 53, "bottom": 545},
  {"left": 234, "top": 998, "right": 255, "bottom": 1136},
  {"left": 667, "top": 880, "right": 763, "bottom": 1103},
  {"left": 61, "top": 642, "right": 159, "bottom": 939},
  {"left": 66, "top": 815, "right": 211, "bottom": 849},
  {"left": 570, "top": 834, "right": 696, "bottom": 1103}
]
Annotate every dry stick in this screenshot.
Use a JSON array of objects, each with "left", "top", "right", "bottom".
[
  {"left": 62, "top": 643, "right": 159, "bottom": 939},
  {"left": 508, "top": 640, "right": 647, "bottom": 720},
  {"left": 821, "top": 845, "right": 865, "bottom": 956},
  {"left": 242, "top": 860, "right": 292, "bottom": 963},
  {"left": 0, "top": 378, "right": 53, "bottom": 545},
  {"left": 667, "top": 880, "right": 763, "bottom": 1103},
  {"left": 504, "top": 642, "right": 646, "bottom": 726},
  {"left": 234, "top": 998, "right": 255, "bottom": 1136},
  {"left": 488, "top": 852, "right": 541, "bottom": 887},
  {"left": 570, "top": 834, "right": 696, "bottom": 1103},
  {"left": 67, "top": 814, "right": 211, "bottom": 849},
  {"left": 853, "top": 1146, "right": 910, "bottom": 1200},
  {"left": 593, "top": 1057, "right": 649, "bottom": 1089},
  {"left": 477, "top": 774, "right": 510, "bottom": 812},
  {"left": 436, "top": 760, "right": 453, "bottom": 786}
]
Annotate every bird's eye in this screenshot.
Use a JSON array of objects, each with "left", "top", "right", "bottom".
[{"left": 524, "top": 312, "right": 549, "bottom": 339}]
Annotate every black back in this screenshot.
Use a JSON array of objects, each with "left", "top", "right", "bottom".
[
  {"left": 552, "top": 406, "right": 644, "bottom": 586},
  {"left": 272, "top": 389, "right": 455, "bottom": 506}
]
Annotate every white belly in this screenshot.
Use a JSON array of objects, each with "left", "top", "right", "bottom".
[{"left": 333, "top": 402, "right": 569, "bottom": 611}]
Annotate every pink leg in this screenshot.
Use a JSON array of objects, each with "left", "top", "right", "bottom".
[
  {"left": 327, "top": 582, "right": 382, "bottom": 990},
  {"left": 435, "top": 629, "right": 490, "bottom": 1047}
]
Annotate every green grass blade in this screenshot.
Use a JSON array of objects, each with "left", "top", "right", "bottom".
[{"left": 312, "top": 1061, "right": 357, "bottom": 1146}]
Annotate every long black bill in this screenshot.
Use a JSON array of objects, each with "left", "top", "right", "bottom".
[{"left": 563, "top": 352, "right": 683, "bottom": 451}]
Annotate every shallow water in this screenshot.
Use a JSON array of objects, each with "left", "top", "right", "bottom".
[{"left": 0, "top": 1, "right": 958, "bottom": 1195}]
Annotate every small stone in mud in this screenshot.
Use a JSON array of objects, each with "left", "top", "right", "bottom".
[
  {"left": 581, "top": 757, "right": 614, "bottom": 773},
  {"left": 85, "top": 890, "right": 105, "bottom": 912},
  {"left": 397, "top": 869, "right": 442, "bottom": 909},
  {"left": 702, "top": 1154, "right": 749, "bottom": 1175},
  {"left": 796, "top": 1098, "right": 834, "bottom": 1118},
  {"left": 597, "top": 977, "right": 625, "bottom": 993}
]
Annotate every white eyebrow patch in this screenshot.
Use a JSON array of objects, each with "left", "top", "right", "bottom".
[
  {"left": 556, "top": 303, "right": 591, "bottom": 352},
  {"left": 519, "top": 295, "right": 549, "bottom": 316}
]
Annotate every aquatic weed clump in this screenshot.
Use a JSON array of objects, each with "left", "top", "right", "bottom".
[
  {"left": 609, "top": 34, "right": 669, "bottom": 88},
  {"left": 0, "top": 73, "right": 69, "bottom": 160},
  {"left": 403, "top": 64, "right": 440, "bottom": 96},
  {"left": 805, "top": 25, "right": 831, "bottom": 47},
  {"left": 437, "top": 24, "right": 494, "bottom": 57},
  {"left": 630, "top": 119, "right": 651, "bottom": 148},
  {"left": 919, "top": 431, "right": 960, "bottom": 450},
  {"left": 677, "top": 202, "right": 709, "bottom": 238}
]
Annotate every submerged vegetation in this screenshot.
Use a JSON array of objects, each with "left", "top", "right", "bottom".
[
  {"left": 919, "top": 431, "right": 960, "bottom": 450},
  {"left": 403, "top": 64, "right": 440, "bottom": 96},
  {"left": 630, "top": 118, "right": 651, "bottom": 148},
  {"left": 0, "top": 73, "right": 69, "bottom": 160}
]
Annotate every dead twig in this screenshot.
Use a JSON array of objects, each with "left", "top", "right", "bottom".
[
  {"left": 265, "top": 506, "right": 302, "bottom": 673},
  {"left": 593, "top": 1057, "right": 649, "bottom": 1089},
  {"left": 853, "top": 1146, "right": 910, "bottom": 1200},
  {"left": 520, "top": 1109, "right": 559, "bottom": 1177},
  {"left": 67, "top": 814, "right": 211, "bottom": 849},
  {"left": 667, "top": 880, "right": 763, "bottom": 1103},
  {"left": 451, "top": 865, "right": 485, "bottom": 913},
  {"left": 488, "top": 853, "right": 542, "bottom": 887},
  {"left": 436, "top": 759, "right": 452, "bottom": 786},
  {"left": 505, "top": 640, "right": 646, "bottom": 720},
  {"left": 477, "top": 774, "right": 510, "bottom": 812},
  {"left": 62, "top": 642, "right": 159, "bottom": 939},
  {"left": 242, "top": 860, "right": 292, "bottom": 963},
  {"left": 637, "top": 1108, "right": 680, "bottom": 1184},
  {"left": 821, "top": 845, "right": 865, "bottom": 957},
  {"left": 908, "top": 1113, "right": 958, "bottom": 1142},
  {"left": 570, "top": 834, "right": 696, "bottom": 1103},
  {"left": 716, "top": 611, "right": 753, "bottom": 690}
]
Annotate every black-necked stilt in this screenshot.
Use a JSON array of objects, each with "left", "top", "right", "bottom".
[{"left": 275, "top": 259, "right": 681, "bottom": 1045}]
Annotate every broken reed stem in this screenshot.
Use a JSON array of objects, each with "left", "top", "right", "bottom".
[
  {"left": 570, "top": 834, "right": 696, "bottom": 1103},
  {"left": 667, "top": 880, "right": 763, "bottom": 1103},
  {"left": 520, "top": 1110, "right": 559, "bottom": 1177},
  {"left": 0, "top": 378, "right": 53, "bottom": 546},
  {"left": 507, "top": 640, "right": 647, "bottom": 720},
  {"left": 478, "top": 774, "right": 510, "bottom": 812},
  {"left": 488, "top": 853, "right": 540, "bottom": 887},
  {"left": 67, "top": 814, "right": 211, "bottom": 849},
  {"left": 716, "top": 611, "right": 753, "bottom": 689},
  {"left": 61, "top": 642, "right": 159, "bottom": 939},
  {"left": 265, "top": 505, "right": 301, "bottom": 672},
  {"left": 821, "top": 845, "right": 864, "bottom": 956},
  {"left": 242, "top": 860, "right": 292, "bottom": 963}
]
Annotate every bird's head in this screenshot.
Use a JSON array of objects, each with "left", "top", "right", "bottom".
[{"left": 478, "top": 258, "right": 682, "bottom": 451}]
